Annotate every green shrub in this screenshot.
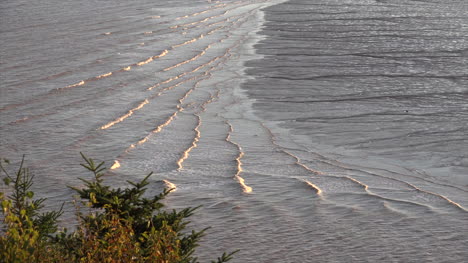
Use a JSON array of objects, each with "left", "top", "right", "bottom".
[{"left": 0, "top": 155, "right": 236, "bottom": 263}]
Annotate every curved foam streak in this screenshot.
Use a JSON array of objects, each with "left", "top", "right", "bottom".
[
  {"left": 345, "top": 176, "right": 370, "bottom": 191},
  {"left": 256, "top": 121, "right": 328, "bottom": 176},
  {"left": 403, "top": 181, "right": 467, "bottom": 212},
  {"left": 275, "top": 141, "right": 467, "bottom": 211},
  {"left": 171, "top": 17, "right": 211, "bottom": 29},
  {"left": 171, "top": 11, "right": 227, "bottom": 29},
  {"left": 163, "top": 180, "right": 177, "bottom": 192},
  {"left": 302, "top": 179, "right": 323, "bottom": 196},
  {"left": 172, "top": 35, "right": 203, "bottom": 49},
  {"left": 177, "top": 114, "right": 201, "bottom": 171},
  {"left": 175, "top": 9, "right": 211, "bottom": 20},
  {"left": 148, "top": 50, "right": 227, "bottom": 91},
  {"left": 350, "top": 192, "right": 434, "bottom": 212},
  {"left": 100, "top": 99, "right": 149, "bottom": 130},
  {"left": 177, "top": 85, "right": 195, "bottom": 104},
  {"left": 115, "top": 83, "right": 202, "bottom": 163},
  {"left": 409, "top": 169, "right": 467, "bottom": 193},
  {"left": 95, "top": 72, "right": 113, "bottom": 79},
  {"left": 175, "top": 3, "right": 227, "bottom": 20},
  {"left": 136, "top": 49, "right": 169, "bottom": 66},
  {"left": 148, "top": 75, "right": 184, "bottom": 91},
  {"left": 311, "top": 152, "right": 468, "bottom": 193},
  {"left": 204, "top": 20, "right": 226, "bottom": 29},
  {"left": 110, "top": 160, "right": 121, "bottom": 170},
  {"left": 148, "top": 18, "right": 241, "bottom": 91},
  {"left": 134, "top": 108, "right": 180, "bottom": 147},
  {"left": 6, "top": 10, "right": 255, "bottom": 131},
  {"left": 111, "top": 109, "right": 180, "bottom": 166},
  {"left": 164, "top": 48, "right": 208, "bottom": 72},
  {"left": 235, "top": 174, "right": 253, "bottom": 194},
  {"left": 344, "top": 176, "right": 435, "bottom": 211},
  {"left": 158, "top": 76, "right": 198, "bottom": 94},
  {"left": 63, "top": 80, "right": 85, "bottom": 89},
  {"left": 98, "top": 74, "right": 207, "bottom": 132},
  {"left": 148, "top": 59, "right": 216, "bottom": 91},
  {"left": 2, "top": 15, "right": 234, "bottom": 112},
  {"left": 176, "top": 84, "right": 219, "bottom": 171},
  {"left": 259, "top": 118, "right": 448, "bottom": 211},
  {"left": 56, "top": 50, "right": 168, "bottom": 92},
  {"left": 195, "top": 1, "right": 266, "bottom": 30},
  {"left": 336, "top": 161, "right": 468, "bottom": 211},
  {"left": 226, "top": 122, "right": 252, "bottom": 194},
  {"left": 206, "top": 26, "right": 224, "bottom": 36},
  {"left": 282, "top": 149, "right": 324, "bottom": 176},
  {"left": 200, "top": 88, "right": 220, "bottom": 111},
  {"left": 190, "top": 11, "right": 244, "bottom": 34}
]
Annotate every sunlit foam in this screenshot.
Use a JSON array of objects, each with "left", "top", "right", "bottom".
[
  {"left": 137, "top": 57, "right": 153, "bottom": 66},
  {"left": 58, "top": 49, "right": 168, "bottom": 92},
  {"left": 135, "top": 110, "right": 179, "bottom": 147},
  {"left": 163, "top": 180, "right": 177, "bottom": 192},
  {"left": 164, "top": 49, "right": 207, "bottom": 71},
  {"left": 171, "top": 17, "right": 211, "bottom": 29},
  {"left": 61, "top": 80, "right": 85, "bottom": 90},
  {"left": 136, "top": 50, "right": 168, "bottom": 66},
  {"left": 226, "top": 122, "right": 252, "bottom": 193},
  {"left": 343, "top": 176, "right": 439, "bottom": 211},
  {"left": 175, "top": 7, "right": 214, "bottom": 20},
  {"left": 160, "top": 75, "right": 218, "bottom": 170},
  {"left": 345, "top": 176, "right": 369, "bottom": 191},
  {"left": 404, "top": 181, "right": 467, "bottom": 211},
  {"left": 148, "top": 46, "right": 228, "bottom": 91},
  {"left": 303, "top": 180, "right": 322, "bottom": 195},
  {"left": 172, "top": 35, "right": 203, "bottom": 49},
  {"left": 148, "top": 76, "right": 178, "bottom": 91},
  {"left": 158, "top": 76, "right": 198, "bottom": 95},
  {"left": 235, "top": 175, "right": 252, "bottom": 193},
  {"left": 200, "top": 86, "right": 219, "bottom": 111},
  {"left": 282, "top": 149, "right": 324, "bottom": 175},
  {"left": 110, "top": 160, "right": 121, "bottom": 170},
  {"left": 95, "top": 72, "right": 113, "bottom": 79},
  {"left": 100, "top": 99, "right": 149, "bottom": 130}
]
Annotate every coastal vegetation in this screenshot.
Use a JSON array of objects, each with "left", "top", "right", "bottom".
[{"left": 0, "top": 154, "right": 236, "bottom": 263}]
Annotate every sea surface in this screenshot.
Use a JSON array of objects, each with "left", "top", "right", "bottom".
[{"left": 1, "top": 0, "right": 467, "bottom": 262}]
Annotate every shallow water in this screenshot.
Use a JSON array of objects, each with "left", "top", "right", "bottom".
[{"left": 1, "top": 0, "right": 467, "bottom": 262}]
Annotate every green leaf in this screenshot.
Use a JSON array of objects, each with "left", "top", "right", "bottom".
[
  {"left": 1, "top": 199, "right": 11, "bottom": 209},
  {"left": 26, "top": 191, "right": 34, "bottom": 199},
  {"left": 3, "top": 177, "right": 11, "bottom": 185}
]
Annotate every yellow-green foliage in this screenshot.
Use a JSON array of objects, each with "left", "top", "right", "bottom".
[
  {"left": 0, "top": 155, "right": 237, "bottom": 263},
  {"left": 0, "top": 195, "right": 40, "bottom": 262}
]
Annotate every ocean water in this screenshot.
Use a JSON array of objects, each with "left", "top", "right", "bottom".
[{"left": 1, "top": 0, "right": 467, "bottom": 262}]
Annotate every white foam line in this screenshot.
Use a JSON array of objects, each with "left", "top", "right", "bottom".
[
  {"left": 302, "top": 179, "right": 323, "bottom": 195},
  {"left": 226, "top": 121, "right": 252, "bottom": 193},
  {"left": 163, "top": 179, "right": 177, "bottom": 192}
]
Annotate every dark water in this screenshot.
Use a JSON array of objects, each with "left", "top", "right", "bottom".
[
  {"left": 1, "top": 0, "right": 467, "bottom": 262},
  {"left": 246, "top": 0, "right": 468, "bottom": 187}
]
